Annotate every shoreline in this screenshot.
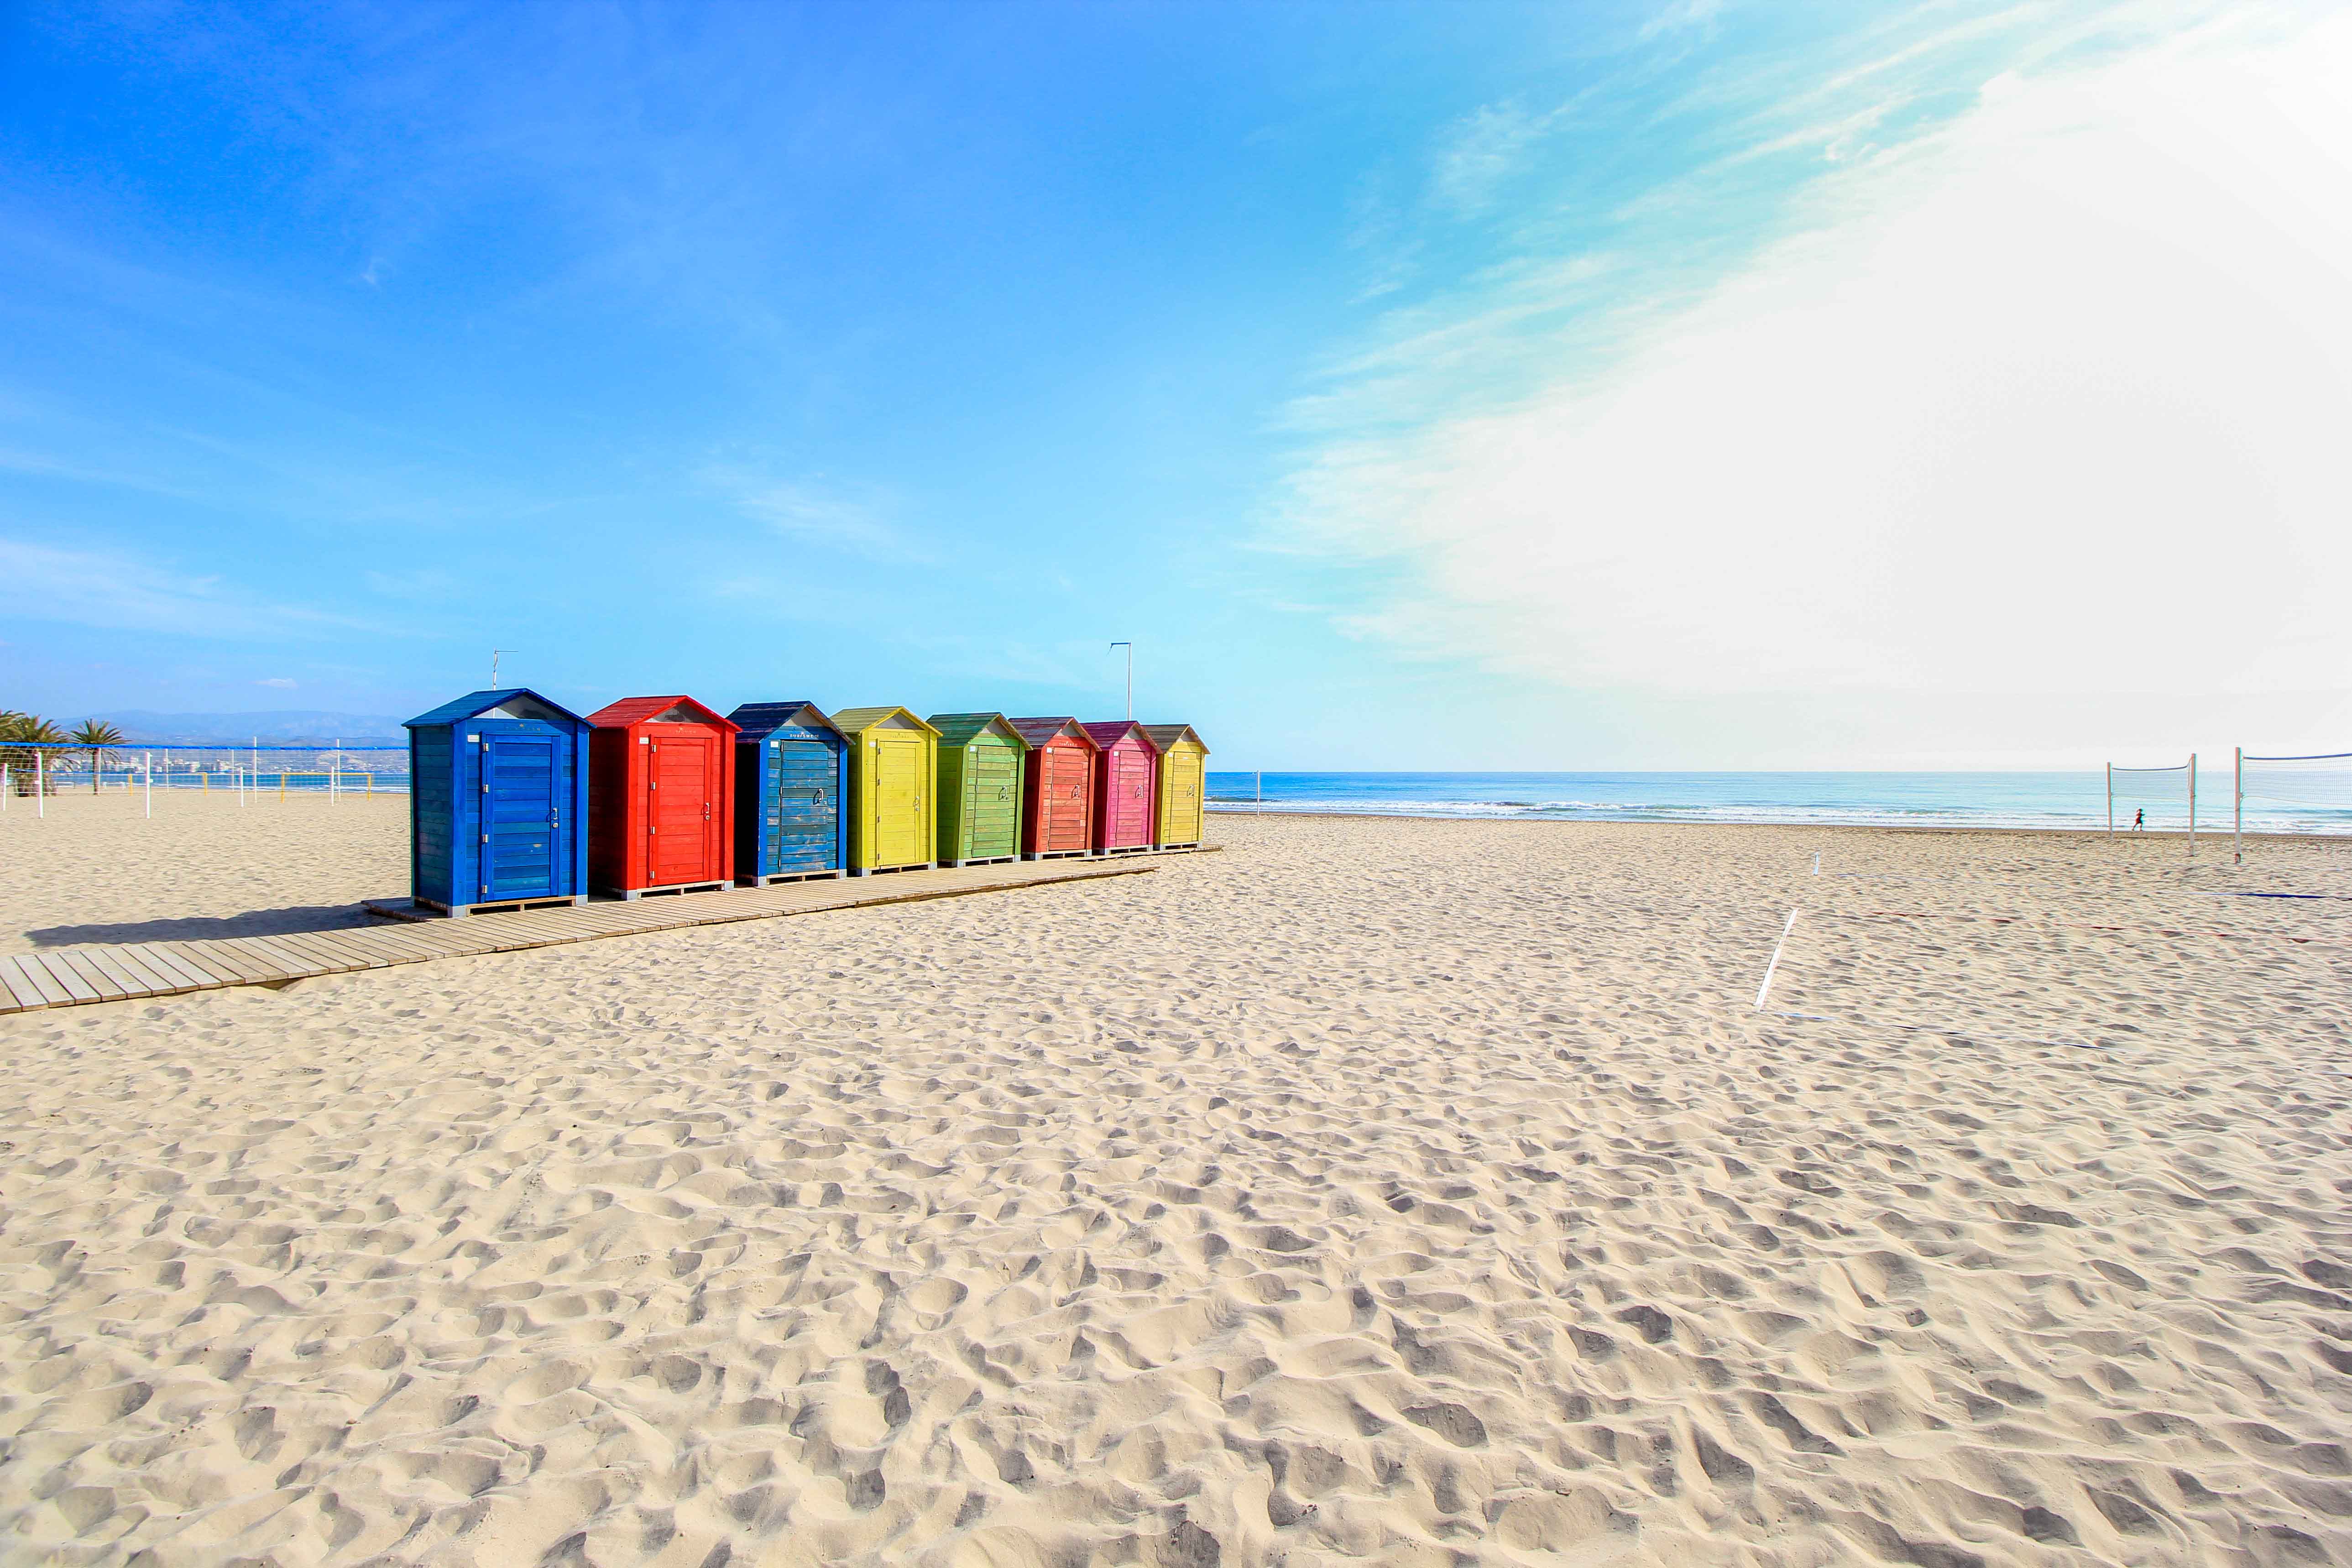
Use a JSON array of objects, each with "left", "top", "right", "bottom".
[{"left": 1207, "top": 803, "right": 2351, "bottom": 845}]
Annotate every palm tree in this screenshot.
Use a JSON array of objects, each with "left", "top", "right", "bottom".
[
  {"left": 69, "top": 719, "right": 128, "bottom": 794},
  {"left": 0, "top": 711, "right": 69, "bottom": 793}
]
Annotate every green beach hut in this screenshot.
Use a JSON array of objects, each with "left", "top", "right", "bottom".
[
  {"left": 831, "top": 707, "right": 942, "bottom": 874},
  {"left": 927, "top": 713, "right": 1030, "bottom": 867}
]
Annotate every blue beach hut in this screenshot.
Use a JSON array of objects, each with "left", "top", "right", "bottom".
[
  {"left": 403, "top": 689, "right": 592, "bottom": 917},
  {"left": 727, "top": 700, "right": 851, "bottom": 884}
]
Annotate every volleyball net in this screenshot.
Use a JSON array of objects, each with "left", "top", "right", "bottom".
[
  {"left": 2105, "top": 758, "right": 2195, "bottom": 846},
  {"left": 2234, "top": 749, "right": 2352, "bottom": 858},
  {"left": 3, "top": 742, "right": 410, "bottom": 799}
]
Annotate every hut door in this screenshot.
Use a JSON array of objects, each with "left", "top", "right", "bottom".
[
  {"left": 1045, "top": 747, "right": 1087, "bottom": 849},
  {"left": 1166, "top": 752, "right": 1202, "bottom": 841},
  {"left": 969, "top": 744, "right": 1019, "bottom": 857},
  {"left": 770, "top": 740, "right": 835, "bottom": 871},
  {"left": 648, "top": 733, "right": 716, "bottom": 884},
  {"left": 873, "top": 737, "right": 926, "bottom": 866},
  {"left": 481, "top": 736, "right": 559, "bottom": 899},
  {"left": 1117, "top": 749, "right": 1150, "bottom": 842}
]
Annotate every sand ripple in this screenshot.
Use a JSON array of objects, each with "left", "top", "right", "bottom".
[{"left": 2, "top": 807, "right": 2349, "bottom": 1565}]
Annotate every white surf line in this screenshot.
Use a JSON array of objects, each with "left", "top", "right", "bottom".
[{"left": 1753, "top": 909, "right": 1799, "bottom": 1010}]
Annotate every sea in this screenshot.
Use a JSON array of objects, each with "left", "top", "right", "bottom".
[{"left": 1204, "top": 771, "right": 2352, "bottom": 836}]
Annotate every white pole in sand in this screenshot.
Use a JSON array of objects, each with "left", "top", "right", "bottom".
[
  {"left": 35, "top": 748, "right": 44, "bottom": 818},
  {"left": 145, "top": 752, "right": 152, "bottom": 819},
  {"left": 2234, "top": 746, "right": 2242, "bottom": 865},
  {"left": 1256, "top": 770, "right": 1263, "bottom": 815},
  {"left": 2106, "top": 763, "right": 2112, "bottom": 838},
  {"left": 2188, "top": 753, "right": 2196, "bottom": 857}
]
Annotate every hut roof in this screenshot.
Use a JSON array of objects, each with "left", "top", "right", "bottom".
[
  {"left": 1080, "top": 720, "right": 1148, "bottom": 750},
  {"left": 584, "top": 695, "right": 738, "bottom": 732},
  {"left": 829, "top": 706, "right": 943, "bottom": 738},
  {"left": 1006, "top": 716, "right": 1096, "bottom": 751},
  {"left": 1141, "top": 723, "right": 1209, "bottom": 755},
  {"left": 728, "top": 701, "right": 840, "bottom": 742},
  {"left": 405, "top": 687, "right": 586, "bottom": 729},
  {"left": 927, "top": 713, "right": 1030, "bottom": 750}
]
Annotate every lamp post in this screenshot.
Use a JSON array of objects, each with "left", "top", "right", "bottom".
[{"left": 1109, "top": 642, "right": 1132, "bottom": 720}]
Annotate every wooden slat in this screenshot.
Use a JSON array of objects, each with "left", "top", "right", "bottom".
[
  {"left": 68, "top": 947, "right": 146, "bottom": 999},
  {"left": 0, "top": 956, "right": 52, "bottom": 1012},
  {"left": 96, "top": 946, "right": 183, "bottom": 996},
  {"left": 270, "top": 930, "right": 382, "bottom": 971},
  {"left": 176, "top": 940, "right": 288, "bottom": 986},
  {"left": 123, "top": 943, "right": 220, "bottom": 993},
  {"left": 30, "top": 952, "right": 102, "bottom": 1003},
  {"left": 55, "top": 949, "right": 132, "bottom": 1002},
  {"left": 233, "top": 936, "right": 335, "bottom": 977}
]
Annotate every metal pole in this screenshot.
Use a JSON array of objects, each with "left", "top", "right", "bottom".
[
  {"left": 2188, "top": 753, "right": 2196, "bottom": 857},
  {"left": 1109, "top": 642, "right": 1133, "bottom": 720},
  {"left": 1257, "top": 769, "right": 1263, "bottom": 815},
  {"left": 2106, "top": 762, "right": 2112, "bottom": 837},
  {"left": 35, "top": 748, "right": 44, "bottom": 818},
  {"left": 145, "top": 752, "right": 152, "bottom": 819},
  {"left": 2, "top": 763, "right": 8, "bottom": 810},
  {"left": 2234, "top": 746, "right": 2242, "bottom": 864}
]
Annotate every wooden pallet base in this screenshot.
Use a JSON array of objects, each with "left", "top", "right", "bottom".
[
  {"left": 615, "top": 881, "right": 727, "bottom": 901},
  {"left": 0, "top": 858, "right": 1167, "bottom": 1017},
  {"left": 1153, "top": 841, "right": 1205, "bottom": 853},
  {"left": 1100, "top": 844, "right": 1156, "bottom": 857},
  {"left": 1024, "top": 849, "right": 1089, "bottom": 861},
  {"left": 739, "top": 868, "right": 847, "bottom": 888},
  {"left": 848, "top": 862, "right": 936, "bottom": 877},
  {"left": 946, "top": 855, "right": 1019, "bottom": 869},
  {"left": 371, "top": 894, "right": 588, "bottom": 922}
]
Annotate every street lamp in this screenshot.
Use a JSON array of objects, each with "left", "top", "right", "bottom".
[{"left": 1109, "top": 642, "right": 1132, "bottom": 720}]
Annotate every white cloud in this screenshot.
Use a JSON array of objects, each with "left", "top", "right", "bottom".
[
  {"left": 1280, "top": 10, "right": 2352, "bottom": 756},
  {"left": 700, "top": 465, "right": 924, "bottom": 561},
  {"left": 1429, "top": 102, "right": 1548, "bottom": 217},
  {"left": 0, "top": 536, "right": 355, "bottom": 638},
  {"left": 256, "top": 676, "right": 298, "bottom": 688}
]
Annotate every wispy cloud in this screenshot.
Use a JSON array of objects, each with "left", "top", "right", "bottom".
[
  {"left": 257, "top": 676, "right": 298, "bottom": 688},
  {"left": 699, "top": 464, "right": 926, "bottom": 562},
  {"left": 0, "top": 536, "right": 363, "bottom": 638},
  {"left": 1428, "top": 101, "right": 1551, "bottom": 217}
]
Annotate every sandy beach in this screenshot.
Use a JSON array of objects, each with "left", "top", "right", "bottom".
[{"left": 2, "top": 793, "right": 2348, "bottom": 1567}]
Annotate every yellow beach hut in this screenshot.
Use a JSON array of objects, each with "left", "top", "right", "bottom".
[
  {"left": 830, "top": 707, "right": 942, "bottom": 874},
  {"left": 1142, "top": 724, "right": 1209, "bottom": 849}
]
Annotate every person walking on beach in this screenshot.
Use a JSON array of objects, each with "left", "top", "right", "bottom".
[{"left": 2133, "top": 808, "right": 2144, "bottom": 832}]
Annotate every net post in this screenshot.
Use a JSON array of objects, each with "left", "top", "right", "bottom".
[
  {"left": 2188, "top": 753, "right": 2196, "bottom": 857},
  {"left": 2234, "top": 746, "right": 2242, "bottom": 864},
  {"left": 2106, "top": 763, "right": 2112, "bottom": 837}
]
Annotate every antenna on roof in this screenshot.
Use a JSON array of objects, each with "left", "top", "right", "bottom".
[
  {"left": 492, "top": 649, "right": 515, "bottom": 689},
  {"left": 1110, "top": 642, "right": 1132, "bottom": 720}
]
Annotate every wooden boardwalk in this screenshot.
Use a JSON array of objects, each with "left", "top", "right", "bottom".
[{"left": 0, "top": 857, "right": 1162, "bottom": 1017}]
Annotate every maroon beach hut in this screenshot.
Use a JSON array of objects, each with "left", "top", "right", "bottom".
[
  {"left": 1081, "top": 720, "right": 1157, "bottom": 855},
  {"left": 1007, "top": 717, "right": 1097, "bottom": 859}
]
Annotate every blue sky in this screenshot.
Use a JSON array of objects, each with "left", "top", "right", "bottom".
[{"left": 5, "top": 0, "right": 2347, "bottom": 768}]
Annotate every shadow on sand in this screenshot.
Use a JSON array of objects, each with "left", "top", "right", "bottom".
[{"left": 24, "top": 905, "right": 370, "bottom": 947}]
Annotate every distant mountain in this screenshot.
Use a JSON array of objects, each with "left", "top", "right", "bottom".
[{"left": 86, "top": 710, "right": 409, "bottom": 744}]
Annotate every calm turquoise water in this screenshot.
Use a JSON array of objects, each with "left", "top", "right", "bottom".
[{"left": 1203, "top": 771, "right": 2352, "bottom": 836}]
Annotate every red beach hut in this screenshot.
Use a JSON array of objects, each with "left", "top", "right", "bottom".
[
  {"left": 1081, "top": 720, "right": 1157, "bottom": 855},
  {"left": 1007, "top": 717, "right": 1097, "bottom": 859},
  {"left": 585, "top": 696, "right": 740, "bottom": 897}
]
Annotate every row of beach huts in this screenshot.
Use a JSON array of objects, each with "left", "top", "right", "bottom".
[{"left": 402, "top": 689, "right": 1209, "bottom": 916}]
